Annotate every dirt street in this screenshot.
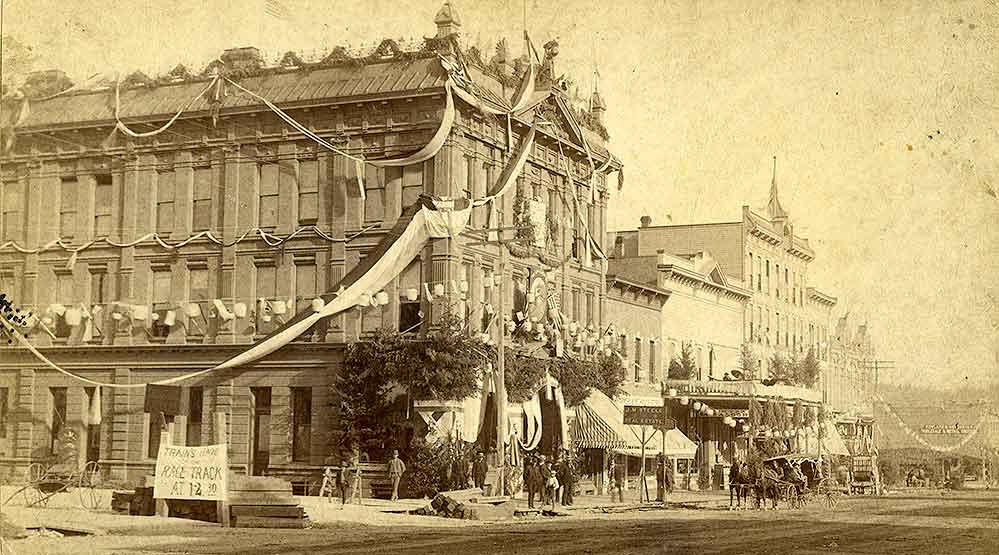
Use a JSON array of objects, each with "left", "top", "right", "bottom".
[{"left": 6, "top": 490, "right": 998, "bottom": 554}]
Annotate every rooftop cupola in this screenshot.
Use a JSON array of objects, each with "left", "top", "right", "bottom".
[{"left": 435, "top": 1, "right": 462, "bottom": 39}]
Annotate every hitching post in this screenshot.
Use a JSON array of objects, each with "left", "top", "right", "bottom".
[{"left": 155, "top": 412, "right": 170, "bottom": 518}]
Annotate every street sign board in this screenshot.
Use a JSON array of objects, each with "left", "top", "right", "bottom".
[{"left": 623, "top": 405, "right": 676, "bottom": 429}]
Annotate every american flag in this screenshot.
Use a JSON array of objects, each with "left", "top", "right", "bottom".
[
  {"left": 546, "top": 290, "right": 563, "bottom": 332},
  {"left": 265, "top": 0, "right": 292, "bottom": 20}
]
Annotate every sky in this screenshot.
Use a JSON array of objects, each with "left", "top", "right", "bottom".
[{"left": 2, "top": 0, "right": 997, "bottom": 389}]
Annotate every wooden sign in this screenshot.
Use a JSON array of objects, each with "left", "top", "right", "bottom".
[
  {"left": 154, "top": 443, "right": 228, "bottom": 501},
  {"left": 623, "top": 405, "right": 675, "bottom": 429}
]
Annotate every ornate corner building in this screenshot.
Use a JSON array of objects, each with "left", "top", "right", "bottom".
[{"left": 0, "top": 3, "right": 620, "bottom": 484}]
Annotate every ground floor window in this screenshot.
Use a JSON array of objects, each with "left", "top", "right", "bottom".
[
  {"left": 148, "top": 413, "right": 175, "bottom": 459},
  {"left": 292, "top": 387, "right": 312, "bottom": 463}
]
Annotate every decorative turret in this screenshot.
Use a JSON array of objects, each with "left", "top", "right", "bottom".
[
  {"left": 434, "top": 1, "right": 462, "bottom": 39},
  {"left": 590, "top": 75, "right": 607, "bottom": 125},
  {"left": 767, "top": 156, "right": 789, "bottom": 234}
]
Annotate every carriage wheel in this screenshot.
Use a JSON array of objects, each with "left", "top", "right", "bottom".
[
  {"left": 824, "top": 491, "right": 840, "bottom": 509},
  {"left": 78, "top": 462, "right": 101, "bottom": 510},
  {"left": 27, "top": 462, "right": 47, "bottom": 483}
]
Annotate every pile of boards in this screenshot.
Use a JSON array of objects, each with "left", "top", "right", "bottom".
[
  {"left": 228, "top": 474, "right": 310, "bottom": 529},
  {"left": 411, "top": 488, "right": 516, "bottom": 521}
]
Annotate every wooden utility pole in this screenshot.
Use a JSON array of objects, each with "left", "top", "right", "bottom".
[
  {"left": 496, "top": 243, "right": 508, "bottom": 496},
  {"left": 466, "top": 225, "right": 530, "bottom": 498}
]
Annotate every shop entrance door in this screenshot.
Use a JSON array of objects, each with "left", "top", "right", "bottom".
[{"left": 250, "top": 388, "right": 271, "bottom": 476}]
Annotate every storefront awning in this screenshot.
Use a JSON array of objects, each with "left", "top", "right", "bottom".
[
  {"left": 572, "top": 402, "right": 628, "bottom": 449},
  {"left": 799, "top": 421, "right": 852, "bottom": 457},
  {"left": 572, "top": 390, "right": 697, "bottom": 457},
  {"left": 613, "top": 429, "right": 698, "bottom": 459}
]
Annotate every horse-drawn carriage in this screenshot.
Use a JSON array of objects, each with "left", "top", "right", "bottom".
[{"left": 729, "top": 454, "right": 842, "bottom": 510}]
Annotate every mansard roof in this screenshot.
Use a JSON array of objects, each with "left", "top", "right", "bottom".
[{"left": 16, "top": 57, "right": 449, "bottom": 130}]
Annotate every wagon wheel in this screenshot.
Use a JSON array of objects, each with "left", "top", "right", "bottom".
[
  {"left": 823, "top": 490, "right": 840, "bottom": 509},
  {"left": 77, "top": 462, "right": 101, "bottom": 510},
  {"left": 27, "top": 462, "right": 47, "bottom": 483}
]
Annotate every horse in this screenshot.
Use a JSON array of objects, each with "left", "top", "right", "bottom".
[
  {"left": 750, "top": 463, "right": 783, "bottom": 510},
  {"left": 728, "top": 463, "right": 753, "bottom": 510}
]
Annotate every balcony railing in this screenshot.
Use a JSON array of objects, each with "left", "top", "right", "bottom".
[{"left": 665, "top": 379, "right": 822, "bottom": 403}]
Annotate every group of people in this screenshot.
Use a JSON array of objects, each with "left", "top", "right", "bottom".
[
  {"left": 321, "top": 449, "right": 409, "bottom": 507},
  {"left": 522, "top": 453, "right": 575, "bottom": 510},
  {"left": 906, "top": 467, "right": 929, "bottom": 488}
]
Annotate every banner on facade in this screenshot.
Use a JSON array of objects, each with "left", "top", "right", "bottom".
[
  {"left": 920, "top": 424, "right": 977, "bottom": 435},
  {"left": 153, "top": 443, "right": 228, "bottom": 501}
]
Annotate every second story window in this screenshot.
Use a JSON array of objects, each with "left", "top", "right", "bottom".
[
  {"left": 192, "top": 166, "right": 212, "bottom": 232},
  {"left": 54, "top": 270, "right": 75, "bottom": 338},
  {"left": 255, "top": 261, "right": 277, "bottom": 332},
  {"left": 634, "top": 338, "right": 642, "bottom": 381},
  {"left": 294, "top": 258, "right": 317, "bottom": 314},
  {"left": 94, "top": 174, "right": 113, "bottom": 238},
  {"left": 156, "top": 171, "right": 175, "bottom": 235},
  {"left": 60, "top": 177, "right": 77, "bottom": 238},
  {"left": 298, "top": 158, "right": 318, "bottom": 225},
  {"left": 151, "top": 266, "right": 172, "bottom": 339},
  {"left": 2, "top": 179, "right": 25, "bottom": 242},
  {"left": 259, "top": 163, "right": 279, "bottom": 229}
]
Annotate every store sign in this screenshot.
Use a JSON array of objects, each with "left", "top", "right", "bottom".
[
  {"left": 920, "top": 424, "right": 976, "bottom": 435},
  {"left": 154, "top": 443, "right": 228, "bottom": 501},
  {"left": 712, "top": 409, "right": 749, "bottom": 419},
  {"left": 623, "top": 405, "right": 675, "bottom": 429}
]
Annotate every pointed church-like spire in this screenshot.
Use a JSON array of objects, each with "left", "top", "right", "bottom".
[{"left": 767, "top": 155, "right": 788, "bottom": 222}]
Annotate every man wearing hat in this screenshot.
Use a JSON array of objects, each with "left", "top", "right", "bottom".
[
  {"left": 472, "top": 451, "right": 489, "bottom": 492},
  {"left": 387, "top": 449, "right": 406, "bottom": 501}
]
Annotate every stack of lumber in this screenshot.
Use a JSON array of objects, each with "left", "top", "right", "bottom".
[
  {"left": 228, "top": 474, "right": 309, "bottom": 529},
  {"left": 411, "top": 488, "right": 515, "bottom": 521},
  {"left": 129, "top": 487, "right": 155, "bottom": 516},
  {"left": 111, "top": 491, "right": 133, "bottom": 513}
]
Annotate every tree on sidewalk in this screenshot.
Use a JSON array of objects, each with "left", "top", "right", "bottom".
[{"left": 737, "top": 342, "right": 759, "bottom": 380}]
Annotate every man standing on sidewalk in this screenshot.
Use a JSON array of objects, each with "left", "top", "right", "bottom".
[
  {"left": 472, "top": 451, "right": 489, "bottom": 492},
  {"left": 387, "top": 450, "right": 406, "bottom": 501},
  {"left": 608, "top": 458, "right": 625, "bottom": 503}
]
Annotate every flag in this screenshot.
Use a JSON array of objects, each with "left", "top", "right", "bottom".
[{"left": 264, "top": 0, "right": 292, "bottom": 20}]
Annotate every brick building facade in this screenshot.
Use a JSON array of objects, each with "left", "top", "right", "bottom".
[{"left": 0, "top": 4, "right": 620, "bottom": 483}]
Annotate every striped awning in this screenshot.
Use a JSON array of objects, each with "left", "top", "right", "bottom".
[{"left": 572, "top": 402, "right": 628, "bottom": 449}]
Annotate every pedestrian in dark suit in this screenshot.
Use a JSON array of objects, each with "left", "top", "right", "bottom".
[
  {"left": 527, "top": 457, "right": 544, "bottom": 509},
  {"left": 472, "top": 451, "right": 489, "bottom": 491},
  {"left": 558, "top": 455, "right": 575, "bottom": 506},
  {"left": 539, "top": 456, "right": 552, "bottom": 504}
]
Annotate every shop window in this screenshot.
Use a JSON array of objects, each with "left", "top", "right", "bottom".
[
  {"left": 291, "top": 387, "right": 312, "bottom": 463},
  {"left": 148, "top": 413, "right": 175, "bottom": 459},
  {"left": 187, "top": 387, "right": 203, "bottom": 447},
  {"left": 50, "top": 387, "right": 67, "bottom": 454}
]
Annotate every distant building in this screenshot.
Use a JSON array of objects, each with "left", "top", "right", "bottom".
[{"left": 609, "top": 162, "right": 836, "bottom": 380}]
